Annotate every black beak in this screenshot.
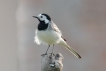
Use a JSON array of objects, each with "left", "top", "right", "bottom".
[
  {"left": 33, "top": 16, "right": 40, "bottom": 21},
  {"left": 33, "top": 16, "right": 38, "bottom": 18}
]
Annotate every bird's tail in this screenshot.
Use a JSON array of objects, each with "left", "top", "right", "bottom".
[{"left": 59, "top": 39, "right": 81, "bottom": 59}]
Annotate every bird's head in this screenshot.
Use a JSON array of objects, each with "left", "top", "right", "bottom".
[{"left": 33, "top": 13, "right": 51, "bottom": 24}]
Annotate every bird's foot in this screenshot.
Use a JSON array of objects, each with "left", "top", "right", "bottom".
[
  {"left": 50, "top": 52, "right": 55, "bottom": 56},
  {"left": 41, "top": 53, "right": 47, "bottom": 56}
]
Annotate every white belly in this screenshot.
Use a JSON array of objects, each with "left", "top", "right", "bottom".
[{"left": 36, "top": 30, "right": 60, "bottom": 45}]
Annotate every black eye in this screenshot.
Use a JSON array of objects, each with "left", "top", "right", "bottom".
[{"left": 41, "top": 16, "right": 43, "bottom": 18}]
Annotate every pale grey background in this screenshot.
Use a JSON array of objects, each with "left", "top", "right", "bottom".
[{"left": 0, "top": 0, "right": 106, "bottom": 71}]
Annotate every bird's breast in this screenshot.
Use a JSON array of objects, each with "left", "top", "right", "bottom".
[{"left": 37, "top": 30, "right": 60, "bottom": 45}]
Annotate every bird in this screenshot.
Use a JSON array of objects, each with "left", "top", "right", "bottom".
[{"left": 33, "top": 13, "right": 81, "bottom": 58}]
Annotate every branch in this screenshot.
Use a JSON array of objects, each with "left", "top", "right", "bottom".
[{"left": 41, "top": 53, "right": 64, "bottom": 71}]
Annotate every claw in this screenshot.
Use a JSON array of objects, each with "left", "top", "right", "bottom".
[
  {"left": 50, "top": 52, "right": 55, "bottom": 56},
  {"left": 41, "top": 53, "right": 47, "bottom": 56}
]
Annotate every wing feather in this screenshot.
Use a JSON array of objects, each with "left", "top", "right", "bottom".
[{"left": 51, "top": 22, "right": 62, "bottom": 36}]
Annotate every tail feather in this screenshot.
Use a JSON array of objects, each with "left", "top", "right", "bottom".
[{"left": 59, "top": 39, "right": 81, "bottom": 59}]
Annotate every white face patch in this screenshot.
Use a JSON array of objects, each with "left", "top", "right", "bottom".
[{"left": 37, "top": 14, "right": 49, "bottom": 24}]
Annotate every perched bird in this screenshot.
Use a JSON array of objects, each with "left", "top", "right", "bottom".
[{"left": 33, "top": 13, "right": 81, "bottom": 58}]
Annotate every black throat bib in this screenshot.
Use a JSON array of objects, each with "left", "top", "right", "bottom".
[{"left": 38, "top": 21, "right": 48, "bottom": 31}]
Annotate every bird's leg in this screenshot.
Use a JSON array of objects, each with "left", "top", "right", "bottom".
[
  {"left": 45, "top": 45, "right": 50, "bottom": 55},
  {"left": 41, "top": 45, "right": 50, "bottom": 56},
  {"left": 51, "top": 44, "right": 55, "bottom": 56}
]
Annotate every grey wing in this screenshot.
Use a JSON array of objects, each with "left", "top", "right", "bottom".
[
  {"left": 51, "top": 22, "right": 62, "bottom": 36},
  {"left": 51, "top": 22, "right": 67, "bottom": 41}
]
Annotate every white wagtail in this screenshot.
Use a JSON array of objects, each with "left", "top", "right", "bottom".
[{"left": 33, "top": 13, "right": 81, "bottom": 58}]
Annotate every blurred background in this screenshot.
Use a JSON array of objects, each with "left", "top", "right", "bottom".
[{"left": 0, "top": 0, "right": 106, "bottom": 71}]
